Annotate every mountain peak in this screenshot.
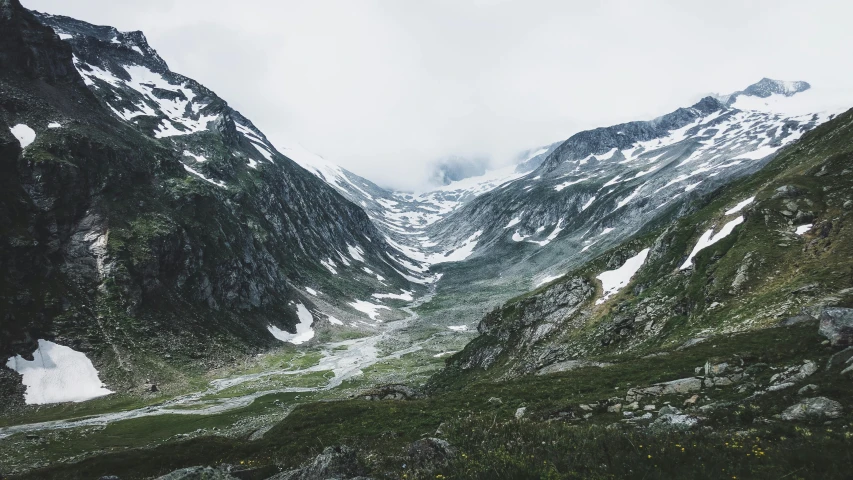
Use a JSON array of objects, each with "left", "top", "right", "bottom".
[
  {"left": 714, "top": 78, "right": 810, "bottom": 105},
  {"left": 743, "top": 78, "right": 810, "bottom": 98}
]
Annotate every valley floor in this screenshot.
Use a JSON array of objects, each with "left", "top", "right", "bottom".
[{"left": 2, "top": 321, "right": 852, "bottom": 479}]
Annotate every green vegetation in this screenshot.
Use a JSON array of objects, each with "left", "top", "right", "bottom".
[{"left": 11, "top": 323, "right": 853, "bottom": 479}]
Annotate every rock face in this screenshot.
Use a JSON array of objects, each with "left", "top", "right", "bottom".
[
  {"left": 780, "top": 397, "right": 844, "bottom": 421},
  {"left": 819, "top": 308, "right": 853, "bottom": 346},
  {"left": 269, "top": 446, "right": 371, "bottom": 480},
  {"left": 444, "top": 276, "right": 595, "bottom": 374}
]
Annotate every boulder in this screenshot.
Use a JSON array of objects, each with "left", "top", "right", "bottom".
[
  {"left": 406, "top": 438, "right": 456, "bottom": 469},
  {"left": 515, "top": 407, "right": 527, "bottom": 419},
  {"left": 269, "top": 446, "right": 370, "bottom": 480},
  {"left": 658, "top": 405, "right": 681, "bottom": 416},
  {"left": 818, "top": 308, "right": 853, "bottom": 347},
  {"left": 797, "top": 384, "right": 819, "bottom": 395},
  {"left": 780, "top": 397, "right": 843, "bottom": 421},
  {"left": 488, "top": 397, "right": 503, "bottom": 406}
]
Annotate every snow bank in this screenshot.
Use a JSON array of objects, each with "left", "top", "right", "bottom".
[
  {"left": 724, "top": 196, "right": 755, "bottom": 215},
  {"left": 349, "top": 300, "right": 390, "bottom": 321},
  {"left": 595, "top": 248, "right": 650, "bottom": 305},
  {"left": 680, "top": 216, "right": 744, "bottom": 270},
  {"left": 795, "top": 224, "right": 813, "bottom": 236},
  {"left": 372, "top": 290, "right": 414, "bottom": 301},
  {"left": 5, "top": 340, "right": 113, "bottom": 405},
  {"left": 9, "top": 124, "right": 36, "bottom": 148},
  {"left": 268, "top": 303, "right": 315, "bottom": 344},
  {"left": 535, "top": 274, "right": 562, "bottom": 288}
]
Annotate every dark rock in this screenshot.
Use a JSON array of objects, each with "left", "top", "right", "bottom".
[{"left": 406, "top": 438, "right": 456, "bottom": 469}]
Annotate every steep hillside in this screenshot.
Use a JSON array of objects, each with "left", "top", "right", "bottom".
[
  {"left": 0, "top": 0, "right": 418, "bottom": 408},
  {"left": 434, "top": 107, "right": 853, "bottom": 385}
]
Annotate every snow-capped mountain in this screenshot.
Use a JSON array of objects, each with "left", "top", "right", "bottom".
[
  {"left": 280, "top": 77, "right": 848, "bottom": 307},
  {"left": 398, "top": 80, "right": 845, "bottom": 295},
  {"left": 1, "top": 1, "right": 434, "bottom": 396}
]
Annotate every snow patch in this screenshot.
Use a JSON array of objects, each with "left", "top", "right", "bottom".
[
  {"left": 5, "top": 340, "right": 113, "bottom": 405},
  {"left": 536, "top": 274, "right": 562, "bottom": 288},
  {"left": 183, "top": 164, "right": 226, "bottom": 189},
  {"left": 724, "top": 196, "right": 755, "bottom": 215},
  {"left": 268, "top": 304, "right": 314, "bottom": 344},
  {"left": 595, "top": 248, "right": 650, "bottom": 305},
  {"left": 9, "top": 124, "right": 36, "bottom": 148},
  {"left": 349, "top": 300, "right": 390, "bottom": 321},
  {"left": 448, "top": 325, "right": 469, "bottom": 332},
  {"left": 48, "top": 122, "right": 62, "bottom": 129},
  {"left": 680, "top": 216, "right": 745, "bottom": 270},
  {"left": 372, "top": 290, "right": 414, "bottom": 302},
  {"left": 794, "top": 224, "right": 813, "bottom": 236},
  {"left": 183, "top": 150, "right": 207, "bottom": 163}
]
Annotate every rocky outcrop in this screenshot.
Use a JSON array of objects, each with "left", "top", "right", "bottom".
[
  {"left": 269, "top": 445, "right": 371, "bottom": 480},
  {"left": 356, "top": 384, "right": 421, "bottom": 401}
]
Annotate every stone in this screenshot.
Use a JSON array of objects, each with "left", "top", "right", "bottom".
[
  {"left": 626, "top": 401, "right": 639, "bottom": 410},
  {"left": 659, "top": 405, "right": 681, "bottom": 416},
  {"left": 780, "top": 397, "right": 843, "bottom": 421},
  {"left": 767, "top": 382, "right": 795, "bottom": 392},
  {"left": 683, "top": 394, "right": 699, "bottom": 406},
  {"left": 623, "top": 411, "right": 634, "bottom": 418},
  {"left": 819, "top": 307, "right": 853, "bottom": 347},
  {"left": 583, "top": 413, "right": 593, "bottom": 419},
  {"left": 643, "top": 404, "right": 656, "bottom": 411},
  {"left": 579, "top": 404, "right": 592, "bottom": 411},
  {"left": 515, "top": 407, "right": 527, "bottom": 419},
  {"left": 625, "top": 377, "right": 702, "bottom": 402},
  {"left": 798, "top": 384, "right": 819, "bottom": 395},
  {"left": 649, "top": 414, "right": 699, "bottom": 433},
  {"left": 607, "top": 404, "right": 622, "bottom": 413},
  {"left": 487, "top": 397, "right": 503, "bottom": 406}
]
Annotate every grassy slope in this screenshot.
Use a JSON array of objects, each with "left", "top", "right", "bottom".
[{"left": 431, "top": 107, "right": 853, "bottom": 386}]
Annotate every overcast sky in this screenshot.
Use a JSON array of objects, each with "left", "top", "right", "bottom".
[{"left": 24, "top": 0, "right": 853, "bottom": 190}]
